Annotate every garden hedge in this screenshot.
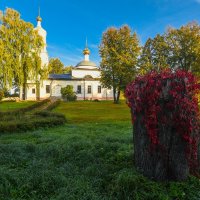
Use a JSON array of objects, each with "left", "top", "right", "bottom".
[{"left": 0, "top": 99, "right": 66, "bottom": 134}]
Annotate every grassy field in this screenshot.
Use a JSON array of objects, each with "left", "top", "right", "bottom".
[
  {"left": 0, "top": 101, "right": 200, "bottom": 200},
  {"left": 54, "top": 101, "right": 130, "bottom": 123},
  {"left": 0, "top": 101, "right": 35, "bottom": 112}
]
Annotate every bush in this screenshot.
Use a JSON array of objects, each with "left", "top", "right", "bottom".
[
  {"left": 0, "top": 113, "right": 66, "bottom": 134},
  {"left": 61, "top": 86, "right": 77, "bottom": 101},
  {"left": 45, "top": 100, "right": 61, "bottom": 111},
  {"left": 0, "top": 98, "right": 66, "bottom": 134},
  {"left": 22, "top": 99, "right": 50, "bottom": 112},
  {"left": 93, "top": 99, "right": 100, "bottom": 102},
  {"left": 0, "top": 99, "right": 50, "bottom": 116},
  {"left": 35, "top": 110, "right": 66, "bottom": 120}
]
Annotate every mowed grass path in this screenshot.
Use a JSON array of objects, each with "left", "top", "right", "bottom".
[
  {"left": 0, "top": 101, "right": 200, "bottom": 200},
  {"left": 0, "top": 101, "right": 35, "bottom": 112}
]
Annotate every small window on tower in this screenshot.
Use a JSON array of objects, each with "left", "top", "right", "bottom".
[
  {"left": 88, "top": 85, "right": 91, "bottom": 94},
  {"left": 98, "top": 86, "right": 101, "bottom": 93},
  {"left": 46, "top": 85, "right": 50, "bottom": 94},
  {"left": 32, "top": 88, "right": 35, "bottom": 94}
]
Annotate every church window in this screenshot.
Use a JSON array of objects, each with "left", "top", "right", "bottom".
[
  {"left": 77, "top": 85, "right": 81, "bottom": 94},
  {"left": 46, "top": 85, "right": 50, "bottom": 94},
  {"left": 88, "top": 85, "right": 91, "bottom": 94},
  {"left": 98, "top": 86, "right": 101, "bottom": 93},
  {"left": 32, "top": 88, "right": 35, "bottom": 94}
]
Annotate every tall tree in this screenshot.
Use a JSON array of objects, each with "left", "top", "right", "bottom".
[
  {"left": 139, "top": 35, "right": 169, "bottom": 75},
  {"left": 99, "top": 25, "right": 140, "bottom": 103},
  {"left": 166, "top": 22, "right": 200, "bottom": 75},
  {"left": 138, "top": 38, "right": 154, "bottom": 75},
  {"left": 0, "top": 8, "right": 43, "bottom": 99},
  {"left": 139, "top": 22, "right": 200, "bottom": 77},
  {"left": 48, "top": 58, "right": 64, "bottom": 74}
]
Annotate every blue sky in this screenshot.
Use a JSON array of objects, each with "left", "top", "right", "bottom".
[{"left": 1, "top": 0, "right": 200, "bottom": 66}]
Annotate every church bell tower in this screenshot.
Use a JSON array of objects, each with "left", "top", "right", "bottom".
[{"left": 34, "top": 8, "right": 49, "bottom": 67}]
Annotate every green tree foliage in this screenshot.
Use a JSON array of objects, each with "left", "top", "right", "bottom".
[
  {"left": 166, "top": 22, "right": 200, "bottom": 75},
  {"left": 139, "top": 22, "right": 200, "bottom": 76},
  {"left": 48, "top": 58, "right": 65, "bottom": 74},
  {"left": 139, "top": 35, "right": 169, "bottom": 75},
  {"left": 61, "top": 85, "right": 77, "bottom": 101},
  {"left": 0, "top": 8, "right": 43, "bottom": 99},
  {"left": 99, "top": 25, "right": 140, "bottom": 103},
  {"left": 63, "top": 66, "right": 73, "bottom": 74}
]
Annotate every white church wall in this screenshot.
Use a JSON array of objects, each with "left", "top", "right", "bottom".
[
  {"left": 25, "top": 80, "right": 51, "bottom": 100},
  {"left": 26, "top": 83, "right": 36, "bottom": 100},
  {"left": 50, "top": 79, "right": 113, "bottom": 100},
  {"left": 50, "top": 80, "right": 85, "bottom": 98},
  {"left": 39, "top": 80, "right": 51, "bottom": 99},
  {"left": 25, "top": 79, "right": 113, "bottom": 100}
]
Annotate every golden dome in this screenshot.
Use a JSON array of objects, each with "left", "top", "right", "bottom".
[
  {"left": 37, "top": 16, "right": 42, "bottom": 22},
  {"left": 83, "top": 47, "right": 90, "bottom": 55}
]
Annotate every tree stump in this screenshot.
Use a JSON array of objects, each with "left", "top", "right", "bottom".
[
  {"left": 126, "top": 70, "right": 200, "bottom": 181},
  {"left": 133, "top": 111, "right": 189, "bottom": 181}
]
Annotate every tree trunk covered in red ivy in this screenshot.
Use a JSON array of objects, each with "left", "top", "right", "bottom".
[
  {"left": 133, "top": 109, "right": 189, "bottom": 181},
  {"left": 126, "top": 70, "right": 200, "bottom": 181}
]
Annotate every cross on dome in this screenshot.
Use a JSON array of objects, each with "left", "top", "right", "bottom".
[
  {"left": 75, "top": 39, "right": 97, "bottom": 69},
  {"left": 36, "top": 7, "right": 42, "bottom": 27},
  {"left": 83, "top": 38, "right": 90, "bottom": 55}
]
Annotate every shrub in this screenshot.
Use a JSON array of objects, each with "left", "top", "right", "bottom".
[
  {"left": 0, "top": 98, "right": 66, "bottom": 134},
  {"left": 35, "top": 110, "right": 66, "bottom": 121},
  {"left": 0, "top": 113, "right": 66, "bottom": 134},
  {"left": 22, "top": 99, "right": 50, "bottom": 112},
  {"left": 93, "top": 99, "right": 100, "bottom": 102},
  {"left": 45, "top": 100, "right": 61, "bottom": 111},
  {"left": 61, "top": 86, "right": 77, "bottom": 101},
  {"left": 0, "top": 99, "right": 50, "bottom": 116},
  {"left": 126, "top": 69, "right": 200, "bottom": 181}
]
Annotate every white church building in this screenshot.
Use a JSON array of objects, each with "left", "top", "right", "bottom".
[{"left": 20, "top": 15, "right": 113, "bottom": 100}]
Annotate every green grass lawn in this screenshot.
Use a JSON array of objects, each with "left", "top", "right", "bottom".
[
  {"left": 0, "top": 101, "right": 35, "bottom": 112},
  {"left": 0, "top": 100, "right": 199, "bottom": 200},
  {"left": 54, "top": 101, "right": 130, "bottom": 123}
]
